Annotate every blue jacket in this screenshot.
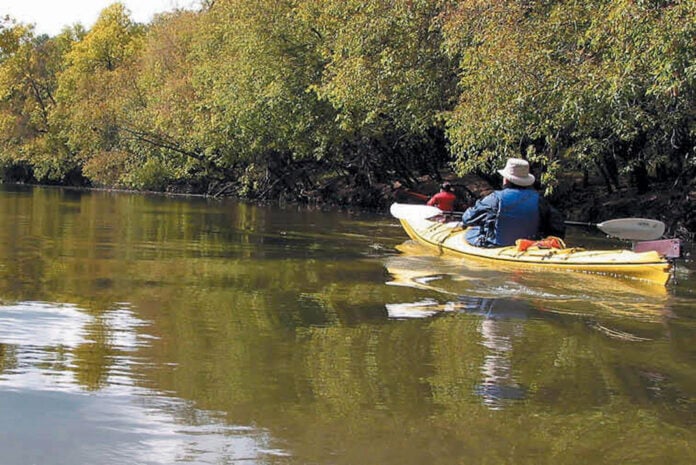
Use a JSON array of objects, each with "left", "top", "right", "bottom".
[{"left": 462, "top": 187, "right": 565, "bottom": 247}]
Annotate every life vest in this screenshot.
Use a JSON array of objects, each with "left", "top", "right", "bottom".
[{"left": 493, "top": 188, "right": 540, "bottom": 246}]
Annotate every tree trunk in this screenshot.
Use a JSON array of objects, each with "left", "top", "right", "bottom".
[
  {"left": 632, "top": 161, "right": 650, "bottom": 194},
  {"left": 594, "top": 160, "right": 614, "bottom": 194}
]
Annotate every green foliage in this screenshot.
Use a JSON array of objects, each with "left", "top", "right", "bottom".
[
  {"left": 0, "top": 0, "right": 693, "bottom": 199},
  {"left": 52, "top": 3, "right": 146, "bottom": 186},
  {"left": 442, "top": 0, "right": 696, "bottom": 193},
  {"left": 117, "top": 10, "right": 207, "bottom": 189},
  {"left": 0, "top": 18, "right": 81, "bottom": 183},
  {"left": 192, "top": 0, "right": 335, "bottom": 162},
  {"left": 304, "top": 0, "right": 456, "bottom": 136},
  {"left": 0, "top": 16, "right": 29, "bottom": 61},
  {"left": 124, "top": 157, "right": 174, "bottom": 191}
]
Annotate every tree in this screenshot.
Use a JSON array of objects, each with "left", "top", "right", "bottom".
[
  {"left": 298, "top": 0, "right": 458, "bottom": 185},
  {"left": 53, "top": 3, "right": 145, "bottom": 187},
  {"left": 175, "top": 0, "right": 338, "bottom": 198},
  {"left": 441, "top": 0, "right": 696, "bottom": 194},
  {"left": 115, "top": 10, "right": 211, "bottom": 191},
  {"left": 0, "top": 18, "right": 80, "bottom": 182}
]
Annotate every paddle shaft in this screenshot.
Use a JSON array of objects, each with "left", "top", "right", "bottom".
[
  {"left": 564, "top": 220, "right": 597, "bottom": 227},
  {"left": 403, "top": 189, "right": 429, "bottom": 201},
  {"left": 400, "top": 214, "right": 617, "bottom": 235}
]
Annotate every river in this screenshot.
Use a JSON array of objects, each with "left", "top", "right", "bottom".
[{"left": 0, "top": 185, "right": 694, "bottom": 465}]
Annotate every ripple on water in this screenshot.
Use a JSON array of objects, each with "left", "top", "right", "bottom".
[{"left": 0, "top": 301, "right": 153, "bottom": 393}]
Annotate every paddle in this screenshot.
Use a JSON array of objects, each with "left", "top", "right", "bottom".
[
  {"left": 401, "top": 189, "right": 429, "bottom": 201},
  {"left": 390, "top": 203, "right": 443, "bottom": 220},
  {"left": 564, "top": 218, "right": 665, "bottom": 241},
  {"left": 390, "top": 203, "right": 666, "bottom": 241}
]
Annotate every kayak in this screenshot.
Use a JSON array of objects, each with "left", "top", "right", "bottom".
[{"left": 390, "top": 203, "right": 672, "bottom": 285}]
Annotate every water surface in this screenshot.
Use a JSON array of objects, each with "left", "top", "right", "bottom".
[{"left": 0, "top": 185, "right": 694, "bottom": 465}]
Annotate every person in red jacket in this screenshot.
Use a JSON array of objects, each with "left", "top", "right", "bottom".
[{"left": 427, "top": 182, "right": 457, "bottom": 211}]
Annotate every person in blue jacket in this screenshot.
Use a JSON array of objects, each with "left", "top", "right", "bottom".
[{"left": 462, "top": 158, "right": 565, "bottom": 247}]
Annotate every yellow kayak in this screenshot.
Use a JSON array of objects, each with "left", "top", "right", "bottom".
[{"left": 391, "top": 203, "right": 672, "bottom": 285}]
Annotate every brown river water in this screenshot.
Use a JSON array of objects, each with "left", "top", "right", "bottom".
[{"left": 0, "top": 185, "right": 694, "bottom": 465}]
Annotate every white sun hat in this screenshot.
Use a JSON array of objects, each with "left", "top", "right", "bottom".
[{"left": 497, "top": 158, "right": 535, "bottom": 186}]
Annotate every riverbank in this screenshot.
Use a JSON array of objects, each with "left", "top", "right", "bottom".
[{"left": 5, "top": 171, "right": 695, "bottom": 241}]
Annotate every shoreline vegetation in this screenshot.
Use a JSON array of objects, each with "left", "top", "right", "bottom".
[{"left": 0, "top": 1, "right": 694, "bottom": 237}]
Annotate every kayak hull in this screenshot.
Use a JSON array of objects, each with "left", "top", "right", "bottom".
[{"left": 396, "top": 214, "right": 672, "bottom": 285}]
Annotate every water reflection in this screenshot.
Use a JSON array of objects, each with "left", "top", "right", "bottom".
[
  {"left": 0, "top": 186, "right": 693, "bottom": 465},
  {"left": 0, "top": 390, "right": 289, "bottom": 465},
  {"left": 386, "top": 241, "right": 672, "bottom": 324},
  {"left": 387, "top": 294, "right": 530, "bottom": 409},
  {"left": 0, "top": 300, "right": 287, "bottom": 465},
  {"left": 476, "top": 315, "right": 526, "bottom": 409},
  {"left": 461, "top": 297, "right": 529, "bottom": 409},
  {"left": 383, "top": 246, "right": 678, "bottom": 410}
]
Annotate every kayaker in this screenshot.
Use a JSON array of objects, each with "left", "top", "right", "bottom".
[
  {"left": 427, "top": 182, "right": 457, "bottom": 212},
  {"left": 461, "top": 158, "right": 565, "bottom": 247}
]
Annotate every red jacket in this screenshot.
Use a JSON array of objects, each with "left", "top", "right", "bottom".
[{"left": 427, "top": 191, "right": 456, "bottom": 211}]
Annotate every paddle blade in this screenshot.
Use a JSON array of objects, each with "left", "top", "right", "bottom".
[
  {"left": 596, "top": 218, "right": 665, "bottom": 241},
  {"left": 390, "top": 203, "right": 442, "bottom": 220}
]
